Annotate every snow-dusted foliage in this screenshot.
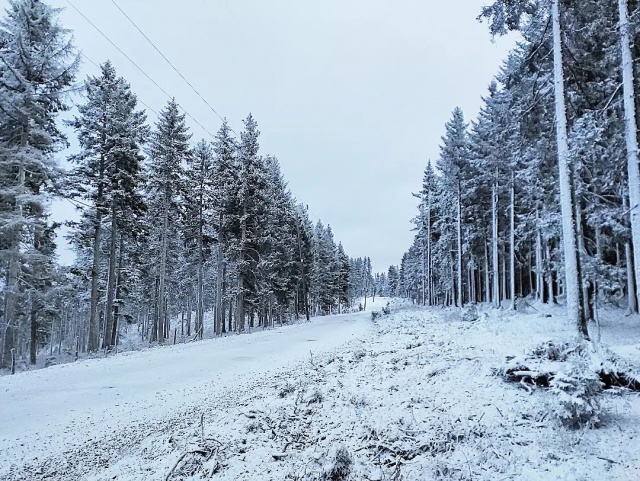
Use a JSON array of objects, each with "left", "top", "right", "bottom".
[
  {"left": 549, "top": 358, "right": 603, "bottom": 429},
  {"left": 396, "top": 0, "right": 640, "bottom": 342},
  {"left": 496, "top": 338, "right": 640, "bottom": 430},
  {"left": 67, "top": 61, "right": 148, "bottom": 352},
  {"left": 0, "top": 0, "right": 78, "bottom": 368}
]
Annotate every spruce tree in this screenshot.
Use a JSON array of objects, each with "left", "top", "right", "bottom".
[
  {"left": 68, "top": 61, "right": 148, "bottom": 351},
  {"left": 436, "top": 108, "right": 470, "bottom": 307},
  {"left": 184, "top": 139, "right": 214, "bottom": 338},
  {"left": 0, "top": 0, "right": 78, "bottom": 366},
  {"left": 211, "top": 119, "right": 238, "bottom": 334},
  {"left": 145, "top": 99, "right": 190, "bottom": 343}
]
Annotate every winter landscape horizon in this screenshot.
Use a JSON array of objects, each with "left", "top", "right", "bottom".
[{"left": 1, "top": 0, "right": 640, "bottom": 480}]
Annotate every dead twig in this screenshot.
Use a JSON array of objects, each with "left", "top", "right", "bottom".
[{"left": 165, "top": 452, "right": 189, "bottom": 481}]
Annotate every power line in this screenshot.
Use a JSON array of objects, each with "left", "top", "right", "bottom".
[
  {"left": 74, "top": 49, "right": 161, "bottom": 117},
  {"left": 109, "top": 0, "right": 232, "bottom": 132},
  {"left": 65, "top": 0, "right": 322, "bottom": 224},
  {"left": 65, "top": 0, "right": 216, "bottom": 139}
]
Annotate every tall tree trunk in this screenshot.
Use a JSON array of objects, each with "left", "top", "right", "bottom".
[
  {"left": 501, "top": 243, "right": 507, "bottom": 303},
  {"left": 510, "top": 176, "right": 516, "bottom": 310},
  {"left": 158, "top": 190, "right": 169, "bottom": 344},
  {"left": 237, "top": 203, "right": 246, "bottom": 332},
  {"left": 627, "top": 241, "right": 638, "bottom": 314},
  {"left": 624, "top": 195, "right": 638, "bottom": 313},
  {"left": 221, "top": 263, "right": 228, "bottom": 334},
  {"left": 450, "top": 252, "right": 456, "bottom": 307},
  {"left": 484, "top": 240, "right": 491, "bottom": 303},
  {"left": 492, "top": 180, "right": 500, "bottom": 307},
  {"left": 151, "top": 278, "right": 158, "bottom": 342},
  {"left": 457, "top": 183, "right": 464, "bottom": 308},
  {"left": 88, "top": 202, "right": 103, "bottom": 352},
  {"left": 469, "top": 263, "right": 476, "bottom": 304},
  {"left": 2, "top": 249, "right": 20, "bottom": 368},
  {"left": 216, "top": 242, "right": 225, "bottom": 335},
  {"left": 187, "top": 296, "right": 193, "bottom": 338},
  {"left": 30, "top": 299, "right": 37, "bottom": 365},
  {"left": 575, "top": 200, "right": 592, "bottom": 321},
  {"left": 528, "top": 249, "right": 534, "bottom": 299},
  {"left": 535, "top": 209, "right": 544, "bottom": 301},
  {"left": 421, "top": 238, "right": 426, "bottom": 305},
  {"left": 619, "top": 0, "right": 640, "bottom": 311},
  {"left": 104, "top": 204, "right": 118, "bottom": 349},
  {"left": 363, "top": 270, "right": 369, "bottom": 310},
  {"left": 181, "top": 304, "right": 185, "bottom": 336},
  {"left": 164, "top": 297, "right": 170, "bottom": 340},
  {"left": 545, "top": 240, "right": 555, "bottom": 304},
  {"left": 111, "top": 236, "right": 124, "bottom": 348},
  {"left": 427, "top": 193, "right": 432, "bottom": 306},
  {"left": 552, "top": 0, "right": 588, "bottom": 338},
  {"left": 295, "top": 216, "right": 310, "bottom": 320},
  {"left": 196, "top": 199, "right": 204, "bottom": 340},
  {"left": 595, "top": 223, "right": 603, "bottom": 304}
]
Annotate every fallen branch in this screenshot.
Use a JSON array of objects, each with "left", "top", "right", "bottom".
[
  {"left": 165, "top": 452, "right": 189, "bottom": 481},
  {"left": 165, "top": 445, "right": 214, "bottom": 480}
]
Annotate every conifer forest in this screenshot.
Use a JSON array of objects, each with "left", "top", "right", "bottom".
[
  {"left": 0, "top": 1, "right": 376, "bottom": 369},
  {"left": 2, "top": 1, "right": 640, "bottom": 480}
]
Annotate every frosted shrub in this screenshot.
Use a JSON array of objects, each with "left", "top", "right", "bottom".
[
  {"left": 306, "top": 389, "right": 324, "bottom": 405},
  {"left": 549, "top": 359, "right": 603, "bottom": 429},
  {"left": 278, "top": 383, "right": 296, "bottom": 398},
  {"left": 530, "top": 340, "right": 572, "bottom": 361},
  {"left": 461, "top": 305, "right": 479, "bottom": 323},
  {"left": 322, "top": 446, "right": 352, "bottom": 481},
  {"left": 382, "top": 302, "right": 391, "bottom": 315},
  {"left": 497, "top": 340, "right": 613, "bottom": 428}
]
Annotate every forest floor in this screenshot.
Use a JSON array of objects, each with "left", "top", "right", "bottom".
[{"left": 1, "top": 299, "right": 639, "bottom": 480}]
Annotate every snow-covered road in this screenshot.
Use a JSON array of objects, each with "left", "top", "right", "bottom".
[
  {"left": 0, "top": 310, "right": 372, "bottom": 478},
  {"left": 3, "top": 301, "right": 639, "bottom": 481}
]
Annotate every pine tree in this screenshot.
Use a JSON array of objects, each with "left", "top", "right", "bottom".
[
  {"left": 68, "top": 61, "right": 148, "bottom": 351},
  {"left": 436, "top": 108, "right": 470, "bottom": 308},
  {"left": 145, "top": 99, "right": 191, "bottom": 343},
  {"left": 417, "top": 161, "right": 437, "bottom": 305},
  {"left": 236, "top": 114, "right": 262, "bottom": 331},
  {"left": 294, "top": 204, "right": 313, "bottom": 320},
  {"left": 0, "top": 0, "right": 78, "bottom": 367},
  {"left": 211, "top": 119, "right": 238, "bottom": 334},
  {"left": 481, "top": 0, "right": 589, "bottom": 337},
  {"left": 336, "top": 243, "right": 350, "bottom": 311},
  {"left": 184, "top": 140, "right": 214, "bottom": 338}
]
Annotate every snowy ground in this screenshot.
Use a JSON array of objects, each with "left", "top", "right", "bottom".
[{"left": 1, "top": 299, "right": 639, "bottom": 480}]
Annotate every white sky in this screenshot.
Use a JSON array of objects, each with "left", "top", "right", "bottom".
[{"left": 4, "top": 0, "right": 516, "bottom": 271}]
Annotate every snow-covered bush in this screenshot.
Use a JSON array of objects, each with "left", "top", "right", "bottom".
[
  {"left": 496, "top": 340, "right": 608, "bottom": 428},
  {"left": 306, "top": 388, "right": 324, "bottom": 405},
  {"left": 322, "top": 446, "right": 352, "bottom": 481},
  {"left": 278, "top": 383, "right": 296, "bottom": 398},
  {"left": 382, "top": 302, "right": 391, "bottom": 315},
  {"left": 548, "top": 359, "right": 603, "bottom": 429},
  {"left": 352, "top": 349, "right": 366, "bottom": 362},
  {"left": 460, "top": 305, "right": 479, "bottom": 322},
  {"left": 530, "top": 340, "right": 572, "bottom": 361}
]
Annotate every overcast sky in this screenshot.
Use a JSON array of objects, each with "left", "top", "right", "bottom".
[{"left": 4, "top": 0, "right": 516, "bottom": 271}]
